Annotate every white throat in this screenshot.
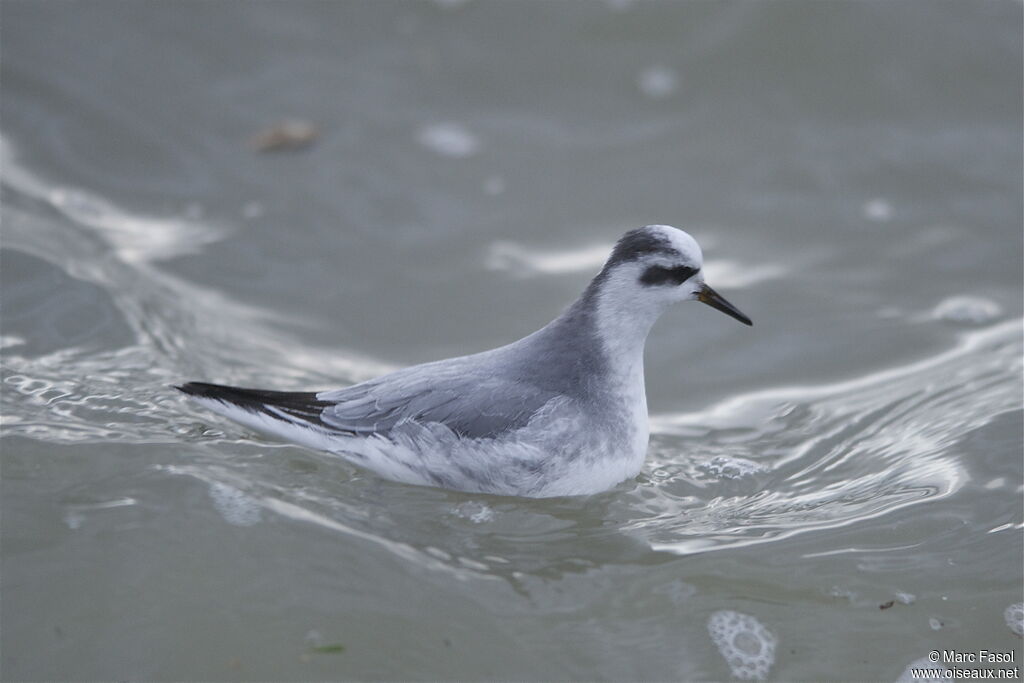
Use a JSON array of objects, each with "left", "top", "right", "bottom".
[{"left": 592, "top": 269, "right": 667, "bottom": 381}]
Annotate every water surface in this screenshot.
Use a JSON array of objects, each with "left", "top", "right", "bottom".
[{"left": 2, "top": 2, "right": 1022, "bottom": 680}]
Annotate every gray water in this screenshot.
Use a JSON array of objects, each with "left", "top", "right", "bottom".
[{"left": 2, "top": 2, "right": 1022, "bottom": 681}]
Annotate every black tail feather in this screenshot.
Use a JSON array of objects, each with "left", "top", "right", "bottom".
[{"left": 176, "top": 382, "right": 331, "bottom": 427}]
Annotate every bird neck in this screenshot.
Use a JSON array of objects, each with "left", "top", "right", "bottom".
[
  {"left": 516, "top": 270, "right": 664, "bottom": 396},
  {"left": 588, "top": 278, "right": 662, "bottom": 383},
  {"left": 538, "top": 269, "right": 663, "bottom": 388}
]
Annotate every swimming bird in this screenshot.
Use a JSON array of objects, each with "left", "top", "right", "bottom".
[{"left": 178, "top": 225, "right": 751, "bottom": 498}]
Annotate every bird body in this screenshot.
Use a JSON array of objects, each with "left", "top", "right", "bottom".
[{"left": 179, "top": 225, "right": 751, "bottom": 497}]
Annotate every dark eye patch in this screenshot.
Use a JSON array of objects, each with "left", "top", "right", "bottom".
[{"left": 640, "top": 265, "right": 698, "bottom": 286}]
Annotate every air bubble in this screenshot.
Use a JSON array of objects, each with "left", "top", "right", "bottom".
[{"left": 707, "top": 610, "right": 777, "bottom": 680}]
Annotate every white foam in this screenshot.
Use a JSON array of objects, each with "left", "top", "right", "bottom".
[
  {"left": 895, "top": 591, "right": 916, "bottom": 605},
  {"left": 416, "top": 123, "right": 479, "bottom": 158},
  {"left": 930, "top": 296, "right": 1002, "bottom": 325},
  {"left": 484, "top": 240, "right": 610, "bottom": 276},
  {"left": 62, "top": 497, "right": 138, "bottom": 530},
  {"left": 897, "top": 657, "right": 953, "bottom": 682},
  {"left": 1005, "top": 602, "right": 1023, "bottom": 636},
  {"left": 928, "top": 617, "right": 943, "bottom": 631},
  {"left": 484, "top": 239, "right": 781, "bottom": 289},
  {"left": 828, "top": 586, "right": 858, "bottom": 602},
  {"left": 0, "top": 335, "right": 26, "bottom": 349},
  {"left": 863, "top": 198, "right": 893, "bottom": 222},
  {"left": 701, "top": 259, "right": 786, "bottom": 289},
  {"left": 638, "top": 65, "right": 678, "bottom": 99},
  {"left": 452, "top": 501, "right": 495, "bottom": 524},
  {"left": 707, "top": 610, "right": 777, "bottom": 680},
  {"left": 1, "top": 135, "right": 225, "bottom": 264},
  {"left": 700, "top": 456, "right": 766, "bottom": 479},
  {"left": 208, "top": 482, "right": 262, "bottom": 526}
]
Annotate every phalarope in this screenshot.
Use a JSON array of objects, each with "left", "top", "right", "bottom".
[{"left": 179, "top": 225, "right": 751, "bottom": 497}]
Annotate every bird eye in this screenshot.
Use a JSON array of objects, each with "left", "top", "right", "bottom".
[{"left": 640, "top": 265, "right": 697, "bottom": 286}]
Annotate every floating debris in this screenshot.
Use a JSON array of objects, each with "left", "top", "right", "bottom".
[
  {"left": 251, "top": 119, "right": 318, "bottom": 152},
  {"left": 928, "top": 617, "right": 943, "bottom": 631},
  {"left": 310, "top": 643, "right": 345, "bottom": 654},
  {"left": 305, "top": 630, "right": 346, "bottom": 654},
  {"left": 707, "top": 610, "right": 777, "bottom": 681},
  {"left": 879, "top": 600, "right": 895, "bottom": 610}
]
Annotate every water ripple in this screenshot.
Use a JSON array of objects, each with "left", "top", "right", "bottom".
[
  {"left": 2, "top": 136, "right": 1019, "bottom": 582},
  {"left": 640, "top": 319, "right": 1021, "bottom": 554}
]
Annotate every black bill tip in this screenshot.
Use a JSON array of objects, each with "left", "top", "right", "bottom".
[{"left": 698, "top": 284, "right": 752, "bottom": 326}]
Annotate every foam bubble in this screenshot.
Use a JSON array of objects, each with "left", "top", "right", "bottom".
[
  {"left": 208, "top": 482, "right": 261, "bottom": 526},
  {"left": 64, "top": 511, "right": 84, "bottom": 530},
  {"left": 931, "top": 296, "right": 1002, "bottom": 325},
  {"left": 638, "top": 65, "right": 678, "bottom": 99},
  {"left": 863, "top": 198, "right": 893, "bottom": 222},
  {"left": 700, "top": 456, "right": 766, "bottom": 480},
  {"left": 416, "top": 123, "right": 479, "bottom": 158},
  {"left": 828, "top": 586, "right": 858, "bottom": 602},
  {"left": 895, "top": 591, "right": 916, "bottom": 605},
  {"left": 928, "top": 617, "right": 943, "bottom": 631},
  {"left": 897, "top": 657, "right": 953, "bottom": 682},
  {"left": 1005, "top": 602, "right": 1023, "bottom": 636},
  {"left": 707, "top": 610, "right": 777, "bottom": 680},
  {"left": 452, "top": 501, "right": 494, "bottom": 524}
]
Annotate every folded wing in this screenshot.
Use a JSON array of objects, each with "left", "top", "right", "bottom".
[{"left": 318, "top": 362, "right": 559, "bottom": 439}]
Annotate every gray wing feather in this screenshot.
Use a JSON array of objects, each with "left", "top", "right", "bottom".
[{"left": 318, "top": 356, "right": 559, "bottom": 439}]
